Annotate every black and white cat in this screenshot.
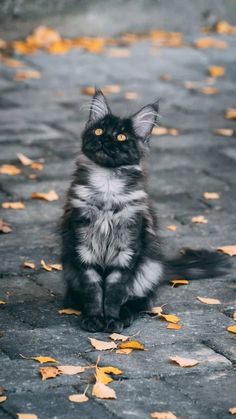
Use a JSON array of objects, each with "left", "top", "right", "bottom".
[{"left": 61, "top": 89, "right": 163, "bottom": 332}]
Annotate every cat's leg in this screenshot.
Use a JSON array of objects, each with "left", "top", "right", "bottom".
[{"left": 63, "top": 262, "right": 104, "bottom": 332}]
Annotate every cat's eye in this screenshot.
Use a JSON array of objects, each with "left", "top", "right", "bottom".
[
  {"left": 95, "top": 128, "right": 103, "bottom": 136},
  {"left": 117, "top": 133, "right": 127, "bottom": 142}
]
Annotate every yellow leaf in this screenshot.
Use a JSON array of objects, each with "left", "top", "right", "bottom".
[
  {"left": 199, "top": 86, "right": 218, "bottom": 95},
  {"left": 197, "top": 296, "right": 221, "bottom": 305},
  {"left": 191, "top": 215, "right": 208, "bottom": 224},
  {"left": 215, "top": 20, "right": 236, "bottom": 35},
  {"left": 102, "top": 85, "right": 121, "bottom": 94},
  {"left": 96, "top": 368, "right": 113, "bottom": 385},
  {"left": 160, "top": 314, "right": 180, "bottom": 324},
  {"left": 46, "top": 40, "right": 72, "bottom": 54},
  {"left": 166, "top": 323, "right": 182, "bottom": 330},
  {"left": 0, "top": 396, "right": 7, "bottom": 403},
  {"left": 227, "top": 325, "right": 236, "bottom": 334},
  {"left": 214, "top": 128, "right": 234, "bottom": 137},
  {"left": 0, "top": 219, "right": 12, "bottom": 233},
  {"left": 14, "top": 70, "right": 41, "bottom": 81},
  {"left": 170, "top": 278, "right": 189, "bottom": 287},
  {"left": 30, "top": 162, "right": 44, "bottom": 171},
  {"left": 203, "top": 192, "right": 220, "bottom": 200},
  {"left": 49, "top": 264, "right": 63, "bottom": 271},
  {"left": 150, "top": 412, "right": 177, "bottom": 419},
  {"left": 217, "top": 245, "right": 236, "bottom": 257},
  {"left": 89, "top": 338, "right": 117, "bottom": 351},
  {"left": 58, "top": 365, "right": 85, "bottom": 375},
  {"left": 170, "top": 356, "right": 199, "bottom": 367},
  {"left": 99, "top": 366, "right": 123, "bottom": 375},
  {"left": 0, "top": 300, "right": 6, "bottom": 305},
  {"left": 17, "top": 414, "right": 38, "bottom": 419},
  {"left": 115, "top": 348, "right": 133, "bottom": 354},
  {"left": 58, "top": 308, "right": 81, "bottom": 316},
  {"left": 92, "top": 382, "right": 117, "bottom": 399},
  {"left": 39, "top": 366, "right": 61, "bottom": 380},
  {"left": 125, "top": 92, "right": 139, "bottom": 100},
  {"left": 229, "top": 407, "right": 236, "bottom": 415},
  {"left": 20, "top": 354, "right": 58, "bottom": 364},
  {"left": 1, "top": 57, "right": 25, "bottom": 68},
  {"left": 23, "top": 261, "right": 36, "bottom": 269},
  {"left": 233, "top": 312, "right": 236, "bottom": 321},
  {"left": 40, "top": 260, "right": 52, "bottom": 271},
  {"left": 109, "top": 333, "right": 129, "bottom": 342},
  {"left": 69, "top": 393, "right": 89, "bottom": 403},
  {"left": 152, "top": 127, "right": 179, "bottom": 136},
  {"left": 81, "top": 86, "right": 96, "bottom": 96},
  {"left": 194, "top": 37, "right": 228, "bottom": 49},
  {"left": 32, "top": 190, "right": 59, "bottom": 201},
  {"left": 148, "top": 306, "right": 163, "bottom": 315},
  {"left": 208, "top": 66, "right": 225, "bottom": 77},
  {"left": 2, "top": 202, "right": 25, "bottom": 209},
  {"left": 166, "top": 225, "right": 177, "bottom": 231},
  {"left": 0, "top": 164, "right": 21, "bottom": 175},
  {"left": 17, "top": 152, "right": 34, "bottom": 166},
  {"left": 108, "top": 48, "right": 130, "bottom": 58},
  {"left": 225, "top": 108, "right": 236, "bottom": 119},
  {"left": 118, "top": 340, "right": 144, "bottom": 350}
]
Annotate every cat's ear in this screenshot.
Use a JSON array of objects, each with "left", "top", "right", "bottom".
[
  {"left": 131, "top": 101, "right": 159, "bottom": 139},
  {"left": 88, "top": 88, "right": 111, "bottom": 124}
]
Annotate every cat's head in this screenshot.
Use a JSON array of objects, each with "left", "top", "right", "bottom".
[{"left": 81, "top": 89, "right": 159, "bottom": 168}]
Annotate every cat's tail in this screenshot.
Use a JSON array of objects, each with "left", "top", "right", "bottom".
[{"left": 165, "top": 248, "right": 231, "bottom": 280}]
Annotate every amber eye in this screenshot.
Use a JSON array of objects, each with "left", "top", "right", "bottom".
[
  {"left": 117, "top": 133, "right": 127, "bottom": 142},
  {"left": 95, "top": 128, "right": 103, "bottom": 136}
]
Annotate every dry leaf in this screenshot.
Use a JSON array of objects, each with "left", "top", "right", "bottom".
[
  {"left": 32, "top": 190, "right": 59, "bottom": 201},
  {"left": 184, "top": 81, "right": 197, "bottom": 90},
  {"left": 58, "top": 308, "right": 81, "bottom": 316},
  {"left": 21, "top": 354, "right": 58, "bottom": 364},
  {"left": 92, "top": 382, "right": 116, "bottom": 399},
  {"left": 116, "top": 348, "right": 133, "bottom": 354},
  {"left": 27, "top": 26, "right": 62, "bottom": 48},
  {"left": 0, "top": 396, "right": 7, "bottom": 403},
  {"left": 152, "top": 127, "right": 179, "bottom": 136},
  {"left": 41, "top": 260, "right": 52, "bottom": 271},
  {"left": 125, "top": 92, "right": 139, "bottom": 100},
  {"left": 46, "top": 40, "right": 72, "bottom": 54},
  {"left": 170, "top": 279, "right": 189, "bottom": 286},
  {"left": 229, "top": 407, "right": 236, "bottom": 414},
  {"left": 17, "top": 415, "right": 38, "bottom": 419},
  {"left": 199, "top": 86, "right": 218, "bottom": 95},
  {"left": 14, "top": 70, "right": 41, "bottom": 81},
  {"left": 96, "top": 368, "right": 113, "bottom": 385},
  {"left": 110, "top": 333, "right": 129, "bottom": 342},
  {"left": 151, "top": 30, "right": 183, "bottom": 47},
  {"left": 170, "top": 356, "right": 199, "bottom": 367},
  {"left": 191, "top": 215, "right": 208, "bottom": 224},
  {"left": 214, "top": 20, "right": 236, "bottom": 35},
  {"left": 40, "top": 366, "right": 61, "bottom": 380},
  {"left": 148, "top": 306, "right": 163, "bottom": 315},
  {"left": 0, "top": 300, "right": 6, "bottom": 305},
  {"left": 2, "top": 202, "right": 25, "bottom": 209},
  {"left": 118, "top": 340, "right": 144, "bottom": 350},
  {"left": 81, "top": 86, "right": 96, "bottom": 96},
  {"left": 166, "top": 323, "right": 182, "bottom": 330},
  {"left": 150, "top": 412, "right": 177, "bottom": 419},
  {"left": 227, "top": 325, "right": 236, "bottom": 334},
  {"left": 197, "top": 296, "right": 221, "bottom": 304},
  {"left": 69, "top": 393, "right": 89, "bottom": 403},
  {"left": 1, "top": 57, "right": 25, "bottom": 68},
  {"left": 233, "top": 312, "right": 236, "bottom": 321},
  {"left": 217, "top": 245, "right": 236, "bottom": 257},
  {"left": 17, "top": 152, "right": 34, "bottom": 166},
  {"left": 102, "top": 85, "right": 121, "bottom": 94},
  {"left": 108, "top": 48, "right": 130, "bottom": 58},
  {"left": 214, "top": 128, "right": 234, "bottom": 137},
  {"left": 194, "top": 37, "right": 228, "bottom": 49},
  {"left": 225, "top": 108, "right": 236, "bottom": 120},
  {"left": 0, "top": 164, "right": 21, "bottom": 175},
  {"left": 23, "top": 261, "right": 36, "bottom": 269},
  {"left": 89, "top": 338, "right": 117, "bottom": 351},
  {"left": 0, "top": 219, "right": 12, "bottom": 233},
  {"left": 160, "top": 314, "right": 180, "bottom": 324},
  {"left": 30, "top": 162, "right": 44, "bottom": 171},
  {"left": 0, "top": 39, "right": 7, "bottom": 48},
  {"left": 58, "top": 365, "right": 85, "bottom": 375},
  {"left": 208, "top": 66, "right": 225, "bottom": 77},
  {"left": 166, "top": 225, "right": 177, "bottom": 231},
  {"left": 203, "top": 192, "right": 220, "bottom": 200},
  {"left": 49, "top": 264, "right": 63, "bottom": 271}
]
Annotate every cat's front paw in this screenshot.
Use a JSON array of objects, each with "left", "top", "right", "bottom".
[
  {"left": 104, "top": 317, "right": 124, "bottom": 333},
  {"left": 80, "top": 315, "right": 104, "bottom": 332}
]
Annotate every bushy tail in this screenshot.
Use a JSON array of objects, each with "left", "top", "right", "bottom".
[{"left": 166, "top": 248, "right": 231, "bottom": 280}]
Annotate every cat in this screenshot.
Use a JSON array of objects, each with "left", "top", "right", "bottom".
[{"left": 61, "top": 89, "right": 230, "bottom": 333}]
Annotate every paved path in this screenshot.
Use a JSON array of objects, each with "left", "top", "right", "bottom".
[{"left": 0, "top": 24, "right": 236, "bottom": 419}]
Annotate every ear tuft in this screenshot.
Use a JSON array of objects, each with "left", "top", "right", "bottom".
[
  {"left": 131, "top": 100, "right": 159, "bottom": 139},
  {"left": 88, "top": 88, "right": 111, "bottom": 124}
]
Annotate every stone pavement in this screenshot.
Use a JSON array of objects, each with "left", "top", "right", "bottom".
[{"left": 0, "top": 22, "right": 236, "bottom": 419}]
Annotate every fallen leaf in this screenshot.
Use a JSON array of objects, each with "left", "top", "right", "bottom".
[
  {"left": 14, "top": 70, "right": 41, "bottom": 81},
  {"left": 217, "top": 245, "right": 236, "bottom": 257},
  {"left": 184, "top": 81, "right": 197, "bottom": 90},
  {"left": 81, "top": 86, "right": 96, "bottom": 96},
  {"left": 214, "top": 128, "right": 234, "bottom": 137},
  {"left": 227, "top": 325, "right": 236, "bottom": 334},
  {"left": 170, "top": 356, "right": 199, "bottom": 367},
  {"left": 110, "top": 333, "right": 129, "bottom": 342},
  {"left": 191, "top": 215, "right": 208, "bottom": 224},
  {"left": 160, "top": 314, "right": 180, "bottom": 324},
  {"left": 214, "top": 20, "right": 236, "bottom": 35},
  {"left": 23, "top": 261, "right": 35, "bottom": 269},
  {"left": 233, "top": 312, "right": 236, "bottom": 321},
  {"left": 229, "top": 407, "right": 236, "bottom": 414},
  {"left": 102, "top": 85, "right": 121, "bottom": 94},
  {"left": 150, "top": 412, "right": 177, "bottom": 419},
  {"left": 30, "top": 162, "right": 44, "bottom": 171},
  {"left": 0, "top": 57, "right": 25, "bottom": 68},
  {"left": 58, "top": 365, "right": 86, "bottom": 375},
  {"left": 0, "top": 396, "right": 7, "bottom": 403},
  {"left": 41, "top": 260, "right": 52, "bottom": 271},
  {"left": 116, "top": 348, "right": 133, "bottom": 354},
  {"left": 2, "top": 202, "right": 25, "bottom": 209},
  {"left": 99, "top": 366, "right": 123, "bottom": 375},
  {"left": 49, "top": 264, "right": 63, "bottom": 271},
  {"left": 20, "top": 354, "right": 58, "bottom": 364},
  {"left": 166, "top": 225, "right": 177, "bottom": 231},
  {"left": 32, "top": 190, "right": 59, "bottom": 201},
  {"left": 17, "top": 415, "right": 38, "bottom": 419},
  {"left": 58, "top": 308, "right": 81, "bottom": 316},
  {"left": 166, "top": 323, "right": 182, "bottom": 330},
  {"left": 69, "top": 393, "right": 89, "bottom": 403},
  {"left": 40, "top": 366, "right": 61, "bottom": 380},
  {"left": 203, "top": 192, "right": 220, "bottom": 200},
  {"left": 197, "top": 296, "right": 221, "bottom": 304},
  {"left": 92, "top": 382, "right": 116, "bottom": 399},
  {"left": 0, "top": 164, "right": 21, "bottom": 175},
  {"left": 148, "top": 306, "right": 163, "bottom": 315},
  {"left": 225, "top": 108, "right": 236, "bottom": 120},
  {"left": 108, "top": 48, "right": 130, "bottom": 57},
  {"left": 0, "top": 219, "right": 12, "bottom": 233},
  {"left": 208, "top": 66, "right": 225, "bottom": 77},
  {"left": 46, "top": 40, "right": 72, "bottom": 54},
  {"left": 170, "top": 279, "right": 189, "bottom": 287},
  {"left": 194, "top": 37, "right": 228, "bottom": 49},
  {"left": 0, "top": 301, "right": 6, "bottom": 305},
  {"left": 125, "top": 92, "right": 139, "bottom": 100},
  {"left": 96, "top": 368, "right": 113, "bottom": 385},
  {"left": 17, "top": 152, "right": 34, "bottom": 166},
  {"left": 0, "top": 39, "right": 7, "bottom": 48},
  {"left": 160, "top": 73, "right": 172, "bottom": 81},
  {"left": 199, "top": 86, "right": 218, "bottom": 95},
  {"left": 118, "top": 340, "right": 144, "bottom": 350},
  {"left": 27, "top": 26, "right": 62, "bottom": 48},
  {"left": 151, "top": 30, "right": 183, "bottom": 47},
  {"left": 89, "top": 338, "right": 117, "bottom": 351},
  {"left": 152, "top": 127, "right": 179, "bottom": 136}
]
